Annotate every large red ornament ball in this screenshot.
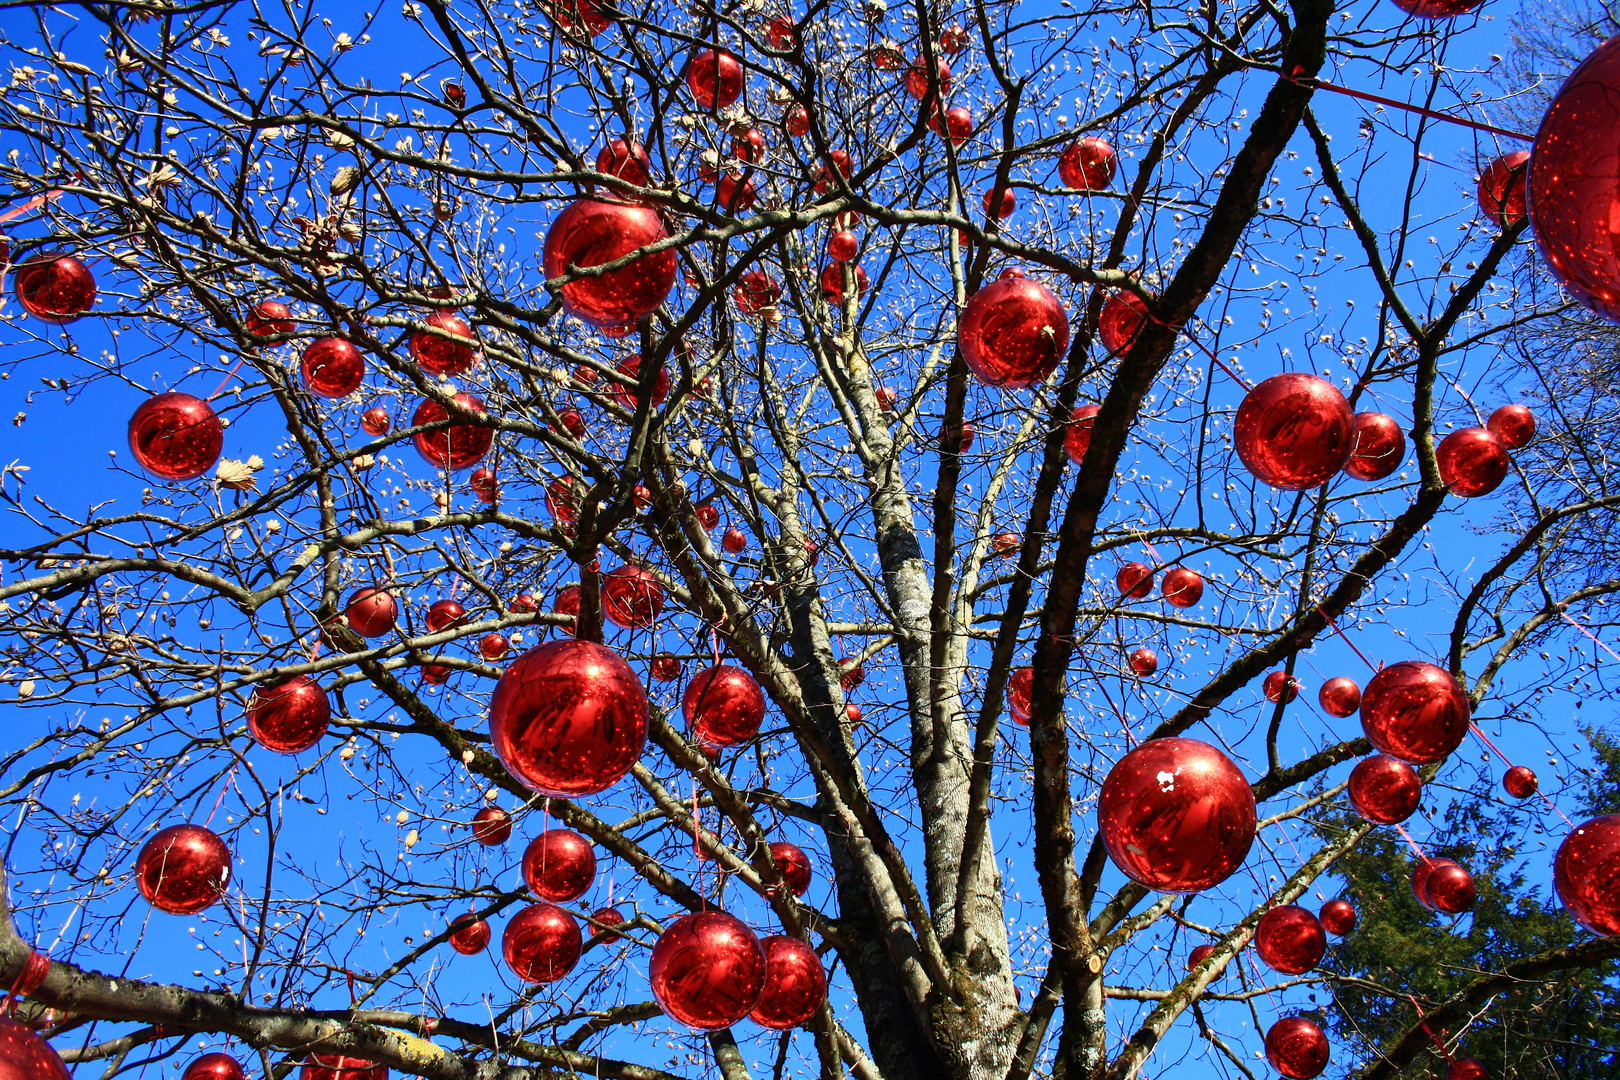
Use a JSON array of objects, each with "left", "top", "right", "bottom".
[
  {"left": 1348, "top": 754, "right": 1423, "bottom": 825},
  {"left": 819, "top": 261, "right": 869, "bottom": 302},
  {"left": 346, "top": 587, "right": 398, "bottom": 638},
  {"left": 127, "top": 392, "right": 224, "bottom": 481},
  {"left": 0, "top": 1017, "right": 71, "bottom": 1080},
  {"left": 412, "top": 393, "right": 493, "bottom": 471},
  {"left": 1448, "top": 1060, "right": 1490, "bottom": 1080},
  {"left": 769, "top": 841, "right": 813, "bottom": 896},
  {"left": 410, "top": 312, "right": 480, "bottom": 376},
  {"left": 480, "top": 633, "right": 509, "bottom": 661},
  {"left": 1477, "top": 150, "right": 1530, "bottom": 226},
  {"left": 1503, "top": 764, "right": 1539, "bottom": 799},
  {"left": 957, "top": 269, "right": 1071, "bottom": 389},
  {"left": 1233, "top": 374, "right": 1355, "bottom": 490},
  {"left": 1265, "top": 1016, "right": 1330, "bottom": 1080},
  {"left": 426, "top": 598, "right": 468, "bottom": 633},
  {"left": 597, "top": 137, "right": 652, "bottom": 189},
  {"left": 246, "top": 300, "right": 295, "bottom": 338},
  {"left": 590, "top": 905, "right": 628, "bottom": 943},
  {"left": 1389, "top": 0, "right": 1483, "bottom": 16},
  {"left": 300, "top": 1054, "right": 386, "bottom": 1080},
  {"left": 449, "top": 912, "right": 491, "bottom": 955},
  {"left": 1359, "top": 660, "right": 1471, "bottom": 764},
  {"left": 1424, "top": 861, "right": 1478, "bottom": 914},
  {"left": 1319, "top": 898, "right": 1358, "bottom": 936},
  {"left": 523, "top": 828, "right": 597, "bottom": 901},
  {"left": 1263, "top": 670, "right": 1300, "bottom": 705},
  {"left": 135, "top": 823, "right": 231, "bottom": 915},
  {"left": 1436, "top": 427, "right": 1510, "bottom": 497},
  {"left": 1254, "top": 905, "right": 1326, "bottom": 974},
  {"left": 182, "top": 1053, "right": 246, "bottom": 1080},
  {"left": 502, "top": 902, "right": 582, "bottom": 983},
  {"left": 543, "top": 199, "right": 677, "bottom": 328},
  {"left": 1064, "top": 404, "right": 1101, "bottom": 465},
  {"left": 1117, "top": 562, "right": 1153, "bottom": 599},
  {"left": 13, "top": 252, "right": 96, "bottom": 323},
  {"left": 684, "top": 664, "right": 767, "bottom": 748},
  {"left": 361, "top": 407, "right": 391, "bottom": 436},
  {"left": 1008, "top": 666, "right": 1034, "bottom": 725},
  {"left": 1129, "top": 647, "right": 1158, "bottom": 676},
  {"left": 1097, "top": 737, "right": 1257, "bottom": 894},
  {"left": 1161, "top": 566, "right": 1204, "bottom": 608},
  {"left": 601, "top": 564, "right": 666, "bottom": 628},
  {"left": 610, "top": 353, "right": 671, "bottom": 412},
  {"left": 1098, "top": 290, "right": 1148, "bottom": 356},
  {"left": 300, "top": 337, "right": 366, "bottom": 399},
  {"left": 472, "top": 806, "right": 513, "bottom": 846},
  {"left": 246, "top": 675, "right": 330, "bottom": 753},
  {"left": 1058, "top": 137, "right": 1117, "bottom": 191},
  {"left": 1344, "top": 411, "right": 1405, "bottom": 481},
  {"left": 687, "top": 48, "right": 744, "bottom": 109},
  {"left": 734, "top": 270, "right": 783, "bottom": 314},
  {"left": 1554, "top": 814, "right": 1620, "bottom": 935},
  {"left": 489, "top": 640, "right": 649, "bottom": 797},
  {"left": 649, "top": 911, "right": 768, "bottom": 1030},
  {"left": 750, "top": 936, "right": 828, "bottom": 1029},
  {"left": 1318, "top": 676, "right": 1362, "bottom": 717},
  {"left": 1488, "top": 403, "right": 1536, "bottom": 449}
]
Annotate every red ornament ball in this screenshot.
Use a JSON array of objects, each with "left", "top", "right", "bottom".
[
  {"left": 839, "top": 656, "right": 865, "bottom": 690},
  {"left": 1098, "top": 290, "right": 1148, "bottom": 356},
  {"left": 1319, "top": 898, "right": 1357, "bottom": 936},
  {"left": 412, "top": 393, "right": 493, "bottom": 471},
  {"left": 990, "top": 531, "right": 1020, "bottom": 558},
  {"left": 769, "top": 841, "right": 813, "bottom": 896},
  {"left": 929, "top": 105, "right": 973, "bottom": 146},
  {"left": 903, "top": 55, "right": 952, "bottom": 99},
  {"left": 783, "top": 104, "right": 811, "bottom": 138},
  {"left": 1161, "top": 566, "right": 1204, "bottom": 608},
  {"left": 1265, "top": 1016, "right": 1330, "bottom": 1080},
  {"left": 1186, "top": 943, "right": 1218, "bottom": 972},
  {"left": 246, "top": 299, "right": 295, "bottom": 338},
  {"left": 1348, "top": 754, "right": 1423, "bottom": 825},
  {"left": 1448, "top": 1060, "right": 1491, "bottom": 1080},
  {"left": 1436, "top": 427, "right": 1510, "bottom": 497},
  {"left": 543, "top": 199, "right": 677, "bottom": 328},
  {"left": 469, "top": 466, "right": 498, "bottom": 503},
  {"left": 553, "top": 585, "right": 582, "bottom": 636},
  {"left": 361, "top": 407, "right": 391, "bottom": 436},
  {"left": 1064, "top": 404, "right": 1100, "bottom": 465},
  {"left": 13, "top": 252, "right": 96, "bottom": 323},
  {"left": 346, "top": 587, "right": 398, "bottom": 638},
  {"left": 695, "top": 503, "right": 720, "bottom": 530},
  {"left": 1008, "top": 666, "right": 1034, "bottom": 725},
  {"left": 597, "top": 137, "right": 652, "bottom": 189},
  {"left": 827, "top": 230, "right": 860, "bottom": 262},
  {"left": 1554, "top": 814, "right": 1620, "bottom": 935},
  {"left": 1129, "top": 647, "right": 1158, "bottom": 676},
  {"left": 510, "top": 593, "right": 538, "bottom": 615},
  {"left": 426, "top": 598, "right": 468, "bottom": 633},
  {"left": 845, "top": 703, "right": 863, "bottom": 723},
  {"left": 546, "top": 476, "right": 583, "bottom": 526},
  {"left": 127, "top": 392, "right": 224, "bottom": 481},
  {"left": 648, "top": 911, "right": 768, "bottom": 1030},
  {"left": 982, "top": 186, "right": 1017, "bottom": 220},
  {"left": 610, "top": 353, "right": 671, "bottom": 412},
  {"left": 958, "top": 269, "right": 1071, "bottom": 389},
  {"left": 1424, "top": 860, "right": 1478, "bottom": 914},
  {"left": 939, "top": 420, "right": 976, "bottom": 454},
  {"left": 939, "top": 23, "right": 970, "bottom": 55},
  {"left": 1318, "top": 676, "right": 1362, "bottom": 717},
  {"left": 0, "top": 1016, "right": 70, "bottom": 1080},
  {"left": 1254, "top": 904, "right": 1326, "bottom": 974},
  {"left": 1359, "top": 660, "right": 1471, "bottom": 764},
  {"left": 1117, "top": 561, "right": 1153, "bottom": 599},
  {"left": 1234, "top": 373, "right": 1355, "bottom": 490},
  {"left": 1263, "top": 670, "right": 1300, "bottom": 704},
  {"left": 715, "top": 173, "right": 757, "bottom": 214},
  {"left": 1477, "top": 150, "right": 1530, "bottom": 226},
  {"left": 812, "top": 149, "right": 854, "bottom": 194},
  {"left": 1389, "top": 0, "right": 1483, "bottom": 16},
  {"left": 300, "top": 337, "right": 366, "bottom": 399},
  {"left": 1488, "top": 403, "right": 1536, "bottom": 449},
  {"left": 472, "top": 806, "right": 513, "bottom": 846},
  {"left": 1344, "top": 411, "right": 1406, "bottom": 481},
  {"left": 182, "top": 1052, "right": 246, "bottom": 1080},
  {"left": 135, "top": 823, "right": 231, "bottom": 915},
  {"left": 819, "top": 261, "right": 869, "bottom": 302},
  {"left": 601, "top": 564, "right": 666, "bottom": 629},
  {"left": 300, "top": 1054, "right": 386, "bottom": 1080},
  {"left": 410, "top": 312, "right": 479, "bottom": 376},
  {"left": 650, "top": 653, "right": 681, "bottom": 682},
  {"left": 590, "top": 905, "right": 628, "bottom": 943},
  {"left": 480, "top": 633, "right": 510, "bottom": 661},
  {"left": 503, "top": 902, "right": 582, "bottom": 983},
  {"left": 687, "top": 48, "right": 743, "bottom": 109},
  {"left": 750, "top": 935, "right": 828, "bottom": 1029},
  {"left": 1503, "top": 764, "right": 1539, "bottom": 799},
  {"left": 722, "top": 528, "right": 748, "bottom": 554},
  {"left": 732, "top": 128, "right": 767, "bottom": 163},
  {"left": 684, "top": 664, "right": 767, "bottom": 748},
  {"left": 422, "top": 664, "right": 451, "bottom": 686},
  {"left": 523, "top": 828, "right": 597, "bottom": 902},
  {"left": 1097, "top": 737, "right": 1257, "bottom": 893},
  {"left": 246, "top": 675, "right": 330, "bottom": 754},
  {"left": 1059, "top": 137, "right": 1118, "bottom": 191},
  {"left": 734, "top": 270, "right": 783, "bottom": 314},
  {"left": 449, "top": 912, "right": 491, "bottom": 955}
]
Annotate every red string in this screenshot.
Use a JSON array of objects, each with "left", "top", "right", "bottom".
[
  {"left": 203, "top": 766, "right": 238, "bottom": 828},
  {"left": 1393, "top": 821, "right": 1427, "bottom": 860},
  {"left": 206, "top": 354, "right": 253, "bottom": 401},
  {"left": 1405, "top": 992, "right": 1454, "bottom": 1062},
  {"left": 1293, "top": 74, "right": 1535, "bottom": 143},
  {"left": 1314, "top": 605, "right": 1381, "bottom": 674},
  {"left": 3, "top": 950, "right": 49, "bottom": 1014},
  {"left": 0, "top": 189, "right": 66, "bottom": 226},
  {"left": 1561, "top": 610, "right": 1620, "bottom": 665}
]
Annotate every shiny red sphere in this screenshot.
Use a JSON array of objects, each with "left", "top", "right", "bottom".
[
  {"left": 523, "top": 828, "right": 597, "bottom": 902},
  {"left": 1488, "top": 403, "right": 1536, "bottom": 449},
  {"left": 546, "top": 476, "right": 583, "bottom": 526},
  {"left": 766, "top": 15, "right": 798, "bottom": 48},
  {"left": 1008, "top": 666, "right": 1034, "bottom": 725},
  {"left": 1503, "top": 764, "right": 1539, "bottom": 799},
  {"left": 1161, "top": 566, "right": 1204, "bottom": 608},
  {"left": 845, "top": 703, "right": 863, "bottom": 722},
  {"left": 1117, "top": 562, "right": 1153, "bottom": 599},
  {"left": 426, "top": 598, "right": 468, "bottom": 633},
  {"left": 1098, "top": 291, "right": 1148, "bottom": 356},
  {"left": 695, "top": 503, "right": 720, "bottom": 530},
  {"left": 1254, "top": 904, "right": 1326, "bottom": 974},
  {"left": 361, "top": 407, "right": 391, "bottom": 436},
  {"left": 246, "top": 299, "right": 295, "bottom": 338},
  {"left": 957, "top": 269, "right": 1071, "bottom": 389},
  {"left": 812, "top": 149, "right": 854, "bottom": 194},
  {"left": 982, "top": 186, "right": 1017, "bottom": 220},
  {"left": 469, "top": 467, "right": 498, "bottom": 503},
  {"left": 489, "top": 639, "right": 649, "bottom": 797},
  {"left": 300, "top": 337, "right": 366, "bottom": 399},
  {"left": 819, "top": 261, "right": 869, "bottom": 302},
  {"left": 839, "top": 657, "right": 865, "bottom": 690},
  {"left": 597, "top": 137, "right": 651, "bottom": 188},
  {"left": 1360, "top": 660, "right": 1471, "bottom": 764},
  {"left": 1448, "top": 1059, "right": 1491, "bottom": 1080},
  {"left": 182, "top": 1052, "right": 246, "bottom": 1080},
  {"left": 1263, "top": 670, "right": 1300, "bottom": 704},
  {"left": 750, "top": 935, "right": 828, "bottom": 1029},
  {"left": 589, "top": 905, "right": 628, "bottom": 943},
  {"left": 1319, "top": 898, "right": 1357, "bottom": 936},
  {"left": 683, "top": 663, "right": 767, "bottom": 748},
  {"left": 410, "top": 312, "right": 479, "bottom": 376},
  {"left": 1129, "top": 647, "right": 1158, "bottom": 676},
  {"left": 1554, "top": 814, "right": 1620, "bottom": 935},
  {"left": 502, "top": 902, "right": 582, "bottom": 983},
  {"left": 1059, "top": 137, "right": 1118, "bottom": 191},
  {"left": 1064, "top": 404, "right": 1100, "bottom": 465},
  {"left": 13, "top": 252, "right": 96, "bottom": 323},
  {"left": 0, "top": 1016, "right": 70, "bottom": 1080},
  {"left": 510, "top": 593, "right": 538, "bottom": 615},
  {"left": 609, "top": 353, "right": 671, "bottom": 412},
  {"left": 1186, "top": 943, "right": 1218, "bottom": 971},
  {"left": 1410, "top": 857, "right": 1457, "bottom": 911},
  {"left": 412, "top": 392, "right": 493, "bottom": 471},
  {"left": 1265, "top": 1016, "right": 1330, "bottom": 1080},
  {"left": 1390, "top": 0, "right": 1483, "bottom": 15},
  {"left": 449, "top": 912, "right": 491, "bottom": 955},
  {"left": 783, "top": 104, "right": 811, "bottom": 138},
  {"left": 1318, "top": 676, "right": 1362, "bottom": 717},
  {"left": 939, "top": 420, "right": 976, "bottom": 454},
  {"left": 246, "top": 675, "right": 330, "bottom": 753},
  {"left": 300, "top": 1054, "right": 386, "bottom": 1080},
  {"left": 480, "top": 633, "right": 509, "bottom": 661},
  {"left": 687, "top": 48, "right": 743, "bottom": 109},
  {"left": 127, "top": 392, "right": 224, "bottom": 481},
  {"left": 1097, "top": 737, "right": 1257, "bottom": 894},
  {"left": 1424, "top": 861, "right": 1478, "bottom": 914},
  {"left": 732, "top": 128, "right": 767, "bottom": 163},
  {"left": 1234, "top": 374, "right": 1355, "bottom": 490},
  {"left": 903, "top": 55, "right": 952, "bottom": 100},
  {"left": 715, "top": 173, "right": 757, "bottom": 214},
  {"left": 543, "top": 199, "right": 677, "bottom": 328},
  {"left": 1477, "top": 150, "right": 1530, "bottom": 226},
  {"left": 939, "top": 23, "right": 970, "bottom": 54},
  {"left": 553, "top": 585, "right": 581, "bottom": 636},
  {"left": 734, "top": 269, "right": 782, "bottom": 314},
  {"left": 990, "top": 531, "right": 1020, "bottom": 558},
  {"left": 1344, "top": 411, "right": 1406, "bottom": 481},
  {"left": 346, "top": 587, "right": 398, "bottom": 638},
  {"left": 1347, "top": 754, "right": 1423, "bottom": 825},
  {"left": 649, "top": 911, "right": 768, "bottom": 1030},
  {"left": 135, "top": 823, "right": 231, "bottom": 914},
  {"left": 472, "top": 806, "right": 513, "bottom": 846},
  {"left": 827, "top": 230, "right": 860, "bottom": 262},
  {"left": 650, "top": 653, "right": 681, "bottom": 681},
  {"left": 601, "top": 564, "right": 666, "bottom": 628},
  {"left": 722, "top": 527, "right": 748, "bottom": 554},
  {"left": 422, "top": 664, "right": 451, "bottom": 686},
  {"left": 1437, "top": 427, "right": 1510, "bottom": 497},
  {"left": 769, "top": 841, "right": 812, "bottom": 896},
  {"left": 929, "top": 105, "right": 973, "bottom": 146}
]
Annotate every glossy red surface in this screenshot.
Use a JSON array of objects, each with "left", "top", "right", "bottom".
[
  {"left": 929, "top": 105, "right": 973, "bottom": 146},
  {"left": 543, "top": 199, "right": 676, "bottom": 327},
  {"left": 1255, "top": 904, "right": 1326, "bottom": 974},
  {"left": 648, "top": 911, "right": 767, "bottom": 1030},
  {"left": 1436, "top": 427, "right": 1510, "bottom": 497},
  {"left": 246, "top": 299, "right": 295, "bottom": 338},
  {"left": 300, "top": 337, "right": 366, "bottom": 398},
  {"left": 1318, "top": 676, "right": 1362, "bottom": 717},
  {"left": 300, "top": 1053, "right": 386, "bottom": 1080},
  {"left": 552, "top": 585, "right": 581, "bottom": 636},
  {"left": 1265, "top": 1016, "right": 1330, "bottom": 1080},
  {"left": 1424, "top": 861, "right": 1478, "bottom": 914},
  {"left": 1390, "top": 0, "right": 1483, "bottom": 16},
  {"left": 827, "top": 230, "right": 860, "bottom": 262},
  {"left": 715, "top": 173, "right": 756, "bottom": 213},
  {"left": 1554, "top": 814, "right": 1620, "bottom": 935},
  {"left": 1129, "top": 647, "right": 1158, "bottom": 676},
  {"left": 1233, "top": 374, "right": 1355, "bottom": 490},
  {"left": 1477, "top": 150, "right": 1530, "bottom": 226},
  {"left": 1064, "top": 404, "right": 1100, "bottom": 465},
  {"left": 346, "top": 587, "right": 398, "bottom": 638},
  {"left": 449, "top": 912, "right": 491, "bottom": 955},
  {"left": 1008, "top": 666, "right": 1034, "bottom": 725},
  {"left": 1448, "top": 1059, "right": 1490, "bottom": 1080},
  {"left": 411, "top": 392, "right": 493, "bottom": 471},
  {"left": 13, "top": 253, "right": 95, "bottom": 323},
  {"left": 1160, "top": 566, "right": 1204, "bottom": 608},
  {"left": 426, "top": 599, "right": 468, "bottom": 633},
  {"left": 769, "top": 840, "right": 813, "bottom": 896},
  {"left": 734, "top": 270, "right": 782, "bottom": 314},
  {"left": 784, "top": 105, "right": 811, "bottom": 138},
  {"left": 135, "top": 823, "right": 231, "bottom": 914},
  {"left": 182, "top": 1052, "right": 246, "bottom": 1080},
  {"left": 683, "top": 663, "right": 767, "bottom": 748},
  {"left": 127, "top": 392, "right": 224, "bottom": 481},
  {"left": 546, "top": 476, "right": 582, "bottom": 526},
  {"left": 1488, "top": 403, "right": 1536, "bottom": 449},
  {"left": 819, "top": 261, "right": 869, "bottom": 302},
  {"left": 246, "top": 675, "right": 330, "bottom": 754},
  {"left": 650, "top": 653, "right": 681, "bottom": 682},
  {"left": 472, "top": 806, "right": 513, "bottom": 846},
  {"left": 502, "top": 902, "right": 582, "bottom": 983},
  {"left": 1410, "top": 856, "right": 1460, "bottom": 911},
  {"left": 1359, "top": 660, "right": 1471, "bottom": 764},
  {"left": 1098, "top": 291, "right": 1148, "bottom": 356},
  {"left": 1117, "top": 562, "right": 1153, "bottom": 599},
  {"left": 903, "top": 55, "right": 951, "bottom": 100},
  {"left": 1344, "top": 411, "right": 1405, "bottom": 481},
  {"left": 839, "top": 657, "right": 865, "bottom": 690},
  {"left": 957, "top": 269, "right": 1071, "bottom": 389},
  {"left": 480, "top": 633, "right": 509, "bottom": 661},
  {"left": 982, "top": 186, "right": 1016, "bottom": 219},
  {"left": 1319, "top": 898, "right": 1357, "bottom": 936},
  {"left": 410, "top": 312, "right": 479, "bottom": 376},
  {"left": 469, "top": 466, "right": 498, "bottom": 503},
  {"left": 601, "top": 564, "right": 665, "bottom": 629},
  {"left": 687, "top": 48, "right": 743, "bottom": 109},
  {"left": 1059, "top": 137, "right": 1117, "bottom": 190},
  {"left": 589, "top": 905, "right": 627, "bottom": 943},
  {"left": 360, "top": 407, "right": 391, "bottom": 436},
  {"left": 1263, "top": 670, "right": 1300, "bottom": 704},
  {"left": 523, "top": 828, "right": 597, "bottom": 902},
  {"left": 1347, "top": 754, "right": 1423, "bottom": 825},
  {"left": 990, "top": 531, "right": 1020, "bottom": 558},
  {"left": 812, "top": 149, "right": 854, "bottom": 194},
  {"left": 0, "top": 1017, "right": 72, "bottom": 1080},
  {"left": 1503, "top": 764, "right": 1539, "bottom": 799},
  {"left": 722, "top": 528, "right": 748, "bottom": 554},
  {"left": 540, "top": 0, "right": 613, "bottom": 37},
  {"left": 750, "top": 935, "right": 828, "bottom": 1029},
  {"left": 596, "top": 138, "right": 651, "bottom": 189},
  {"left": 1185, "top": 943, "right": 1218, "bottom": 972},
  {"left": 609, "top": 353, "right": 671, "bottom": 412}
]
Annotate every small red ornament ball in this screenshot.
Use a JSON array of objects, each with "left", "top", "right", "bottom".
[
  {"left": 1359, "top": 660, "right": 1471, "bottom": 765},
  {"left": 449, "top": 912, "right": 491, "bottom": 955},
  {"left": 939, "top": 420, "right": 976, "bottom": 454},
  {"left": 903, "top": 55, "right": 952, "bottom": 99},
  {"left": 480, "top": 633, "right": 510, "bottom": 661},
  {"left": 469, "top": 467, "right": 498, "bottom": 504},
  {"left": 648, "top": 911, "right": 768, "bottom": 1030},
  {"left": 590, "top": 905, "right": 628, "bottom": 943},
  {"left": 1129, "top": 647, "right": 1158, "bottom": 676},
  {"left": 982, "top": 186, "right": 1017, "bottom": 220},
  {"left": 1318, "top": 676, "right": 1362, "bottom": 717},
  {"left": 1503, "top": 764, "right": 1539, "bottom": 799},
  {"left": 1254, "top": 904, "right": 1326, "bottom": 974},
  {"left": 602, "top": 564, "right": 666, "bottom": 629},
  {"left": 182, "top": 1052, "right": 246, "bottom": 1080},
  {"left": 546, "top": 476, "right": 583, "bottom": 526},
  {"left": 1344, "top": 411, "right": 1406, "bottom": 481},
  {"left": 299, "top": 337, "right": 366, "bottom": 399},
  {"left": 1161, "top": 566, "right": 1204, "bottom": 608},
  {"left": 422, "top": 663, "right": 451, "bottom": 686},
  {"left": 523, "top": 828, "right": 597, "bottom": 902},
  {"left": 413, "top": 393, "right": 493, "bottom": 471},
  {"left": 553, "top": 585, "right": 582, "bottom": 636},
  {"left": 929, "top": 105, "right": 973, "bottom": 146},
  {"left": 1424, "top": 860, "right": 1478, "bottom": 914},
  {"left": 1234, "top": 373, "right": 1355, "bottom": 490},
  {"left": 610, "top": 353, "right": 671, "bottom": 412},
  {"left": 13, "top": 252, "right": 96, "bottom": 323},
  {"left": 300, "top": 1054, "right": 386, "bottom": 1080},
  {"left": 819, "top": 261, "right": 870, "bottom": 302},
  {"left": 695, "top": 503, "right": 720, "bottom": 530},
  {"left": 687, "top": 48, "right": 743, "bottom": 109},
  {"left": 426, "top": 598, "right": 468, "bottom": 633},
  {"left": 410, "top": 312, "right": 479, "bottom": 376},
  {"left": 1098, "top": 290, "right": 1148, "bottom": 356},
  {"left": 734, "top": 270, "right": 783, "bottom": 314},
  {"left": 1265, "top": 1016, "right": 1330, "bottom": 1080},
  {"left": 1389, "top": 0, "right": 1483, "bottom": 17},
  {"left": 1319, "top": 898, "right": 1358, "bottom": 936},
  {"left": 597, "top": 137, "right": 652, "bottom": 189},
  {"left": 1186, "top": 943, "right": 1218, "bottom": 971},
  {"left": 1059, "top": 137, "right": 1118, "bottom": 191},
  {"left": 1554, "top": 814, "right": 1620, "bottom": 935},
  {"left": 684, "top": 664, "right": 767, "bottom": 748},
  {"left": 839, "top": 657, "right": 866, "bottom": 691},
  {"left": 715, "top": 173, "right": 757, "bottom": 214},
  {"left": 489, "top": 640, "right": 649, "bottom": 797},
  {"left": 1436, "top": 427, "right": 1510, "bottom": 497},
  {"left": 346, "top": 586, "right": 398, "bottom": 638},
  {"left": 510, "top": 593, "right": 539, "bottom": 615},
  {"left": 769, "top": 841, "right": 813, "bottom": 896},
  {"left": 246, "top": 299, "right": 295, "bottom": 338},
  {"left": 650, "top": 653, "right": 681, "bottom": 682},
  {"left": 0, "top": 1016, "right": 70, "bottom": 1080},
  {"left": 827, "top": 230, "right": 860, "bottom": 262},
  {"left": 135, "top": 823, "right": 231, "bottom": 915},
  {"left": 1008, "top": 666, "right": 1034, "bottom": 725},
  {"left": 1477, "top": 150, "right": 1530, "bottom": 226},
  {"left": 357, "top": 410, "right": 390, "bottom": 440},
  {"left": 874, "top": 385, "right": 897, "bottom": 410},
  {"left": 1263, "top": 670, "right": 1300, "bottom": 704},
  {"left": 750, "top": 936, "right": 828, "bottom": 1030},
  {"left": 1117, "top": 561, "right": 1154, "bottom": 599},
  {"left": 766, "top": 15, "right": 798, "bottom": 49},
  {"left": 812, "top": 149, "right": 855, "bottom": 194},
  {"left": 1488, "top": 403, "right": 1536, "bottom": 449},
  {"left": 958, "top": 269, "right": 1071, "bottom": 389},
  {"left": 127, "top": 392, "right": 224, "bottom": 481},
  {"left": 1097, "top": 737, "right": 1257, "bottom": 894},
  {"left": 722, "top": 528, "right": 748, "bottom": 554},
  {"left": 990, "top": 531, "right": 1020, "bottom": 558},
  {"left": 1348, "top": 754, "right": 1423, "bottom": 825},
  {"left": 503, "top": 902, "right": 583, "bottom": 984},
  {"left": 1063, "top": 404, "right": 1101, "bottom": 465},
  {"left": 733, "top": 128, "right": 767, "bottom": 163},
  {"left": 543, "top": 199, "right": 677, "bottom": 328},
  {"left": 845, "top": 703, "right": 863, "bottom": 723},
  {"left": 1448, "top": 1059, "right": 1491, "bottom": 1080},
  {"left": 247, "top": 675, "right": 330, "bottom": 754},
  {"left": 783, "top": 104, "right": 811, "bottom": 138},
  {"left": 472, "top": 806, "right": 513, "bottom": 846}
]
